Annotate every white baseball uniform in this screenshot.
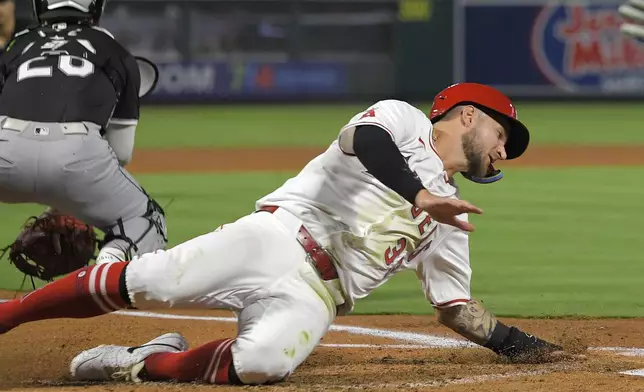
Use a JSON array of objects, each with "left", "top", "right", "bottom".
[{"left": 123, "top": 99, "right": 472, "bottom": 383}]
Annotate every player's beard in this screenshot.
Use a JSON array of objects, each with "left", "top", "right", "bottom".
[{"left": 461, "top": 128, "right": 487, "bottom": 178}]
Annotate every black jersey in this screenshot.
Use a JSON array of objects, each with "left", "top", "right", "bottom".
[{"left": 0, "top": 22, "right": 140, "bottom": 129}]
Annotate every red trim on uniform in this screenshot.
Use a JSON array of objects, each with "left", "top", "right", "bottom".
[
  {"left": 432, "top": 298, "right": 470, "bottom": 308},
  {"left": 429, "top": 131, "right": 450, "bottom": 183},
  {"left": 427, "top": 130, "right": 443, "bottom": 159},
  {"left": 418, "top": 137, "right": 426, "bottom": 149},
  {"left": 429, "top": 141, "right": 441, "bottom": 159}
]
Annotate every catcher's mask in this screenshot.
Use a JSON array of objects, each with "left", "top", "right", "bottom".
[
  {"left": 429, "top": 82, "right": 530, "bottom": 184},
  {"left": 32, "top": 0, "right": 107, "bottom": 25}
]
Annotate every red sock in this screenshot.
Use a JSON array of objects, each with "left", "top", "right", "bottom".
[
  {"left": 143, "top": 338, "right": 237, "bottom": 384},
  {"left": 0, "top": 262, "right": 129, "bottom": 331}
]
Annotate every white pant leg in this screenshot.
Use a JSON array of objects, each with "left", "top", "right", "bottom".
[
  {"left": 124, "top": 211, "right": 321, "bottom": 311},
  {"left": 231, "top": 261, "right": 335, "bottom": 385}
]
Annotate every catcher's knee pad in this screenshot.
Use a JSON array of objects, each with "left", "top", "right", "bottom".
[
  {"left": 99, "top": 198, "right": 168, "bottom": 260},
  {"left": 231, "top": 338, "right": 293, "bottom": 385}
]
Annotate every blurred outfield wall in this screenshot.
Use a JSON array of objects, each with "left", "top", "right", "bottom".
[{"left": 19, "top": 0, "right": 644, "bottom": 103}]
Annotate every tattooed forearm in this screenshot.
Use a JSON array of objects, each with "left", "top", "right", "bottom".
[
  {"left": 436, "top": 299, "right": 497, "bottom": 345},
  {"left": 436, "top": 299, "right": 569, "bottom": 362}
]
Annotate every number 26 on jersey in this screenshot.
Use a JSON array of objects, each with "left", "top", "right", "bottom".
[{"left": 17, "top": 55, "right": 94, "bottom": 81}]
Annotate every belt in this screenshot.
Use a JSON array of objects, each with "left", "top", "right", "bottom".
[
  {"left": 257, "top": 205, "right": 339, "bottom": 281},
  {"left": 2, "top": 117, "right": 93, "bottom": 135}
]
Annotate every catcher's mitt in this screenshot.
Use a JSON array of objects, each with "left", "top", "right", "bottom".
[{"left": 1, "top": 214, "right": 98, "bottom": 282}]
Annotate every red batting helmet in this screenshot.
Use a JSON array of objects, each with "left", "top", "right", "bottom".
[{"left": 429, "top": 83, "right": 530, "bottom": 160}]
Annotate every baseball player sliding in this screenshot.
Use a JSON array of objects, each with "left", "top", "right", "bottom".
[
  {"left": 0, "top": 0, "right": 167, "bottom": 267},
  {"left": 0, "top": 83, "right": 580, "bottom": 385}
]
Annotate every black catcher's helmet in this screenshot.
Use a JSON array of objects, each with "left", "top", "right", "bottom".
[{"left": 32, "top": 0, "right": 107, "bottom": 25}]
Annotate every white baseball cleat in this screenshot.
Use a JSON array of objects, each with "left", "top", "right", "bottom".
[{"left": 70, "top": 332, "right": 188, "bottom": 382}]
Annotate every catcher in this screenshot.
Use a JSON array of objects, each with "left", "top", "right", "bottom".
[{"left": 0, "top": 0, "right": 167, "bottom": 281}]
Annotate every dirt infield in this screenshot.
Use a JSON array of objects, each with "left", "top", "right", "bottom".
[
  {"left": 2, "top": 145, "right": 644, "bottom": 391},
  {"left": 126, "top": 145, "right": 644, "bottom": 173},
  {"left": 2, "top": 291, "right": 644, "bottom": 392}
]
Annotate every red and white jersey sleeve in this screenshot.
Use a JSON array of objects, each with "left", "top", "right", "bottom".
[{"left": 338, "top": 99, "right": 425, "bottom": 153}]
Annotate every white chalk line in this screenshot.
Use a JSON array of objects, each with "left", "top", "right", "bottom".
[
  {"left": 111, "top": 309, "right": 477, "bottom": 347},
  {"left": 106, "top": 309, "right": 644, "bottom": 381},
  {"left": 620, "top": 368, "right": 644, "bottom": 376},
  {"left": 320, "top": 343, "right": 433, "bottom": 349},
  {"left": 5, "top": 301, "right": 644, "bottom": 356},
  {"left": 113, "top": 309, "right": 644, "bottom": 356},
  {"left": 4, "top": 300, "right": 644, "bottom": 382}
]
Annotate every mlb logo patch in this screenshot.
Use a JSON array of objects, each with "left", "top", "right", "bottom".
[{"left": 34, "top": 127, "right": 49, "bottom": 136}]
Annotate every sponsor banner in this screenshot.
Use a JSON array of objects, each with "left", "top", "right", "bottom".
[
  {"left": 146, "top": 61, "right": 348, "bottom": 102},
  {"left": 151, "top": 62, "right": 225, "bottom": 100},
  {"left": 459, "top": 0, "right": 644, "bottom": 96}
]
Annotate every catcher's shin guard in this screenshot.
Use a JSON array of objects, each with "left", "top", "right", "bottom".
[{"left": 0, "top": 262, "right": 130, "bottom": 333}]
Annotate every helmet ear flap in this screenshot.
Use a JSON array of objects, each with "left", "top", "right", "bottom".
[{"left": 461, "top": 167, "right": 504, "bottom": 184}]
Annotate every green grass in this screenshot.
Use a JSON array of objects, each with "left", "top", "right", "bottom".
[
  {"left": 1, "top": 167, "right": 643, "bottom": 318},
  {"left": 135, "top": 102, "right": 644, "bottom": 148},
  {"left": 355, "top": 166, "right": 644, "bottom": 317}
]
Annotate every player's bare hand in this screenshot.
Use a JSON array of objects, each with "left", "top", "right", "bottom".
[{"left": 414, "top": 189, "right": 483, "bottom": 232}]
